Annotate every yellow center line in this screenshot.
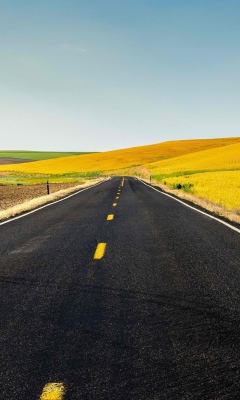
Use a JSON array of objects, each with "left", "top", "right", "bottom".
[
  {"left": 94, "top": 243, "right": 107, "bottom": 259},
  {"left": 39, "top": 383, "right": 65, "bottom": 400},
  {"left": 116, "top": 196, "right": 119, "bottom": 199},
  {"left": 107, "top": 214, "right": 114, "bottom": 220},
  {"left": 113, "top": 203, "right": 117, "bottom": 206}
]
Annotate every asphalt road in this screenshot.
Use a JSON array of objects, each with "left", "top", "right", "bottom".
[{"left": 0, "top": 177, "right": 240, "bottom": 399}]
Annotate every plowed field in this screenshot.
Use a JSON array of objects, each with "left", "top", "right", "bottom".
[
  {"left": 0, "top": 158, "right": 32, "bottom": 165},
  {"left": 0, "top": 183, "right": 82, "bottom": 210}
]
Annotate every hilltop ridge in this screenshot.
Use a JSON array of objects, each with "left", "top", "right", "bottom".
[{"left": 1, "top": 137, "right": 239, "bottom": 174}]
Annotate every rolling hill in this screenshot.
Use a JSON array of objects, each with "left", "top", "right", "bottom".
[{"left": 0, "top": 137, "right": 239, "bottom": 174}]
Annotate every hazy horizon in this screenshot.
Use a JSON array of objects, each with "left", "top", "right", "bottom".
[
  {"left": 1, "top": 1, "right": 240, "bottom": 152},
  {"left": 2, "top": 135, "right": 240, "bottom": 154}
]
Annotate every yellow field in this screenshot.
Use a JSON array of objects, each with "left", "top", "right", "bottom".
[
  {"left": 164, "top": 171, "right": 240, "bottom": 213},
  {"left": 143, "top": 141, "right": 240, "bottom": 213},
  {"left": 0, "top": 137, "right": 239, "bottom": 174},
  {"left": 145, "top": 142, "right": 240, "bottom": 175}
]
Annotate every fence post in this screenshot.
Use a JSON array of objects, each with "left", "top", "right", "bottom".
[{"left": 47, "top": 180, "right": 50, "bottom": 195}]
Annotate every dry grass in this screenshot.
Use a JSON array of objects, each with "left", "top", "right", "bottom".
[
  {"left": 141, "top": 177, "right": 240, "bottom": 225},
  {"left": 0, "top": 178, "right": 106, "bottom": 222},
  {"left": 108, "top": 165, "right": 150, "bottom": 178}
]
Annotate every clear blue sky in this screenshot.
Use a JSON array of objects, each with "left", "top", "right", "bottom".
[{"left": 1, "top": 0, "right": 240, "bottom": 151}]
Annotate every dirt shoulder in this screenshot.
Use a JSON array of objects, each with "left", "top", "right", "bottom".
[
  {"left": 140, "top": 177, "right": 240, "bottom": 226},
  {"left": 0, "top": 179, "right": 106, "bottom": 221}
]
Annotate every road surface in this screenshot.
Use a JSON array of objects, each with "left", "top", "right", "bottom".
[{"left": 0, "top": 177, "right": 240, "bottom": 399}]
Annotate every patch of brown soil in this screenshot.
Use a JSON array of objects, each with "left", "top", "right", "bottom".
[
  {"left": 107, "top": 165, "right": 150, "bottom": 178},
  {"left": 0, "top": 182, "right": 83, "bottom": 211},
  {"left": 0, "top": 158, "right": 33, "bottom": 165},
  {"left": 0, "top": 172, "right": 10, "bottom": 176}
]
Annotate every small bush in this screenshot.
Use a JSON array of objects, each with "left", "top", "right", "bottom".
[
  {"left": 183, "top": 183, "right": 194, "bottom": 193},
  {"left": 173, "top": 183, "right": 182, "bottom": 190},
  {"left": 172, "top": 183, "right": 194, "bottom": 192}
]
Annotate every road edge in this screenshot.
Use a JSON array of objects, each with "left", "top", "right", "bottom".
[
  {"left": 138, "top": 178, "right": 240, "bottom": 234},
  {"left": 0, "top": 178, "right": 109, "bottom": 225}
]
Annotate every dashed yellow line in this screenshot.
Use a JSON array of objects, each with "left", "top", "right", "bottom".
[
  {"left": 116, "top": 196, "right": 119, "bottom": 199},
  {"left": 107, "top": 214, "right": 114, "bottom": 220},
  {"left": 113, "top": 202, "right": 117, "bottom": 206},
  {"left": 94, "top": 243, "right": 107, "bottom": 259},
  {"left": 39, "top": 383, "right": 65, "bottom": 400}
]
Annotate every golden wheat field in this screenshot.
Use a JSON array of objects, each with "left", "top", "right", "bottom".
[
  {"left": 145, "top": 142, "right": 240, "bottom": 175},
  {"left": 164, "top": 171, "right": 240, "bottom": 213},
  {"left": 144, "top": 141, "right": 240, "bottom": 213},
  {"left": 1, "top": 137, "right": 240, "bottom": 174}
]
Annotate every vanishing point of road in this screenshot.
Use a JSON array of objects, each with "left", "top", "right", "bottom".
[{"left": 0, "top": 177, "right": 240, "bottom": 399}]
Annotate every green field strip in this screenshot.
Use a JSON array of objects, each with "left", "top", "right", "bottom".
[{"left": 0, "top": 151, "right": 97, "bottom": 161}]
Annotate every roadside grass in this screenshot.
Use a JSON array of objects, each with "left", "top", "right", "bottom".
[
  {"left": 0, "top": 151, "right": 94, "bottom": 161},
  {"left": 0, "top": 171, "right": 103, "bottom": 186},
  {"left": 141, "top": 176, "right": 240, "bottom": 225}
]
